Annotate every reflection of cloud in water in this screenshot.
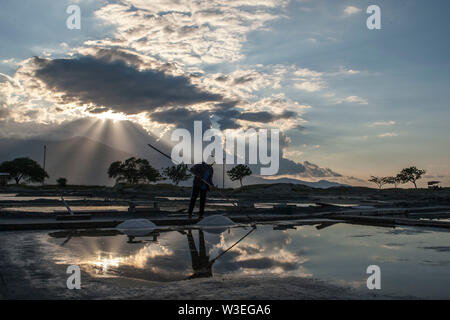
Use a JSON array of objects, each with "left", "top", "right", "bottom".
[
  {"left": 381, "top": 244, "right": 403, "bottom": 250},
  {"left": 86, "top": 243, "right": 173, "bottom": 273},
  {"left": 419, "top": 260, "right": 450, "bottom": 266},
  {"left": 80, "top": 242, "right": 191, "bottom": 282},
  {"left": 212, "top": 228, "right": 311, "bottom": 277},
  {"left": 421, "top": 246, "right": 450, "bottom": 253},
  {"left": 47, "top": 225, "right": 371, "bottom": 282},
  {"left": 370, "top": 255, "right": 409, "bottom": 263},
  {"left": 385, "top": 243, "right": 404, "bottom": 247},
  {"left": 334, "top": 279, "right": 366, "bottom": 289},
  {"left": 350, "top": 234, "right": 373, "bottom": 238},
  {"left": 385, "top": 228, "right": 430, "bottom": 236},
  {"left": 49, "top": 235, "right": 180, "bottom": 280},
  {"left": 232, "top": 243, "right": 260, "bottom": 256},
  {"left": 47, "top": 226, "right": 313, "bottom": 281}
]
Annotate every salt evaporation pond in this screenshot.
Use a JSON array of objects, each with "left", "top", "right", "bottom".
[
  {"left": 0, "top": 222, "right": 449, "bottom": 299},
  {"left": 0, "top": 194, "right": 107, "bottom": 202}
]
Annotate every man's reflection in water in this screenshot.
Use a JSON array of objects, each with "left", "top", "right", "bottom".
[
  {"left": 186, "top": 230, "right": 213, "bottom": 279},
  {"left": 184, "top": 226, "right": 256, "bottom": 280}
]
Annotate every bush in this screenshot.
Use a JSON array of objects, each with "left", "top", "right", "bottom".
[{"left": 57, "top": 177, "right": 67, "bottom": 187}]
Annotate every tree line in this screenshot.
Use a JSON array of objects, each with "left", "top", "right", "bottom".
[
  {"left": 0, "top": 157, "right": 432, "bottom": 190},
  {"left": 108, "top": 157, "right": 253, "bottom": 187},
  {"left": 0, "top": 156, "right": 254, "bottom": 187},
  {"left": 368, "top": 166, "right": 426, "bottom": 189}
]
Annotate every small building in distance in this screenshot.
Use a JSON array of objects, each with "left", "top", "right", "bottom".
[
  {"left": 0, "top": 173, "right": 10, "bottom": 186},
  {"left": 428, "top": 181, "right": 441, "bottom": 189}
]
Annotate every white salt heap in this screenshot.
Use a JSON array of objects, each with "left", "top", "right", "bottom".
[
  {"left": 117, "top": 219, "right": 157, "bottom": 230},
  {"left": 196, "top": 215, "right": 236, "bottom": 234},
  {"left": 196, "top": 215, "right": 235, "bottom": 227},
  {"left": 116, "top": 219, "right": 157, "bottom": 236}
]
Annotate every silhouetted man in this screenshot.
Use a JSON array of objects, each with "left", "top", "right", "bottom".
[
  {"left": 186, "top": 230, "right": 213, "bottom": 279},
  {"left": 188, "top": 162, "right": 214, "bottom": 219}
]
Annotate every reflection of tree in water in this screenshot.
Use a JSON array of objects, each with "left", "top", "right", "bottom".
[{"left": 185, "top": 227, "right": 256, "bottom": 280}]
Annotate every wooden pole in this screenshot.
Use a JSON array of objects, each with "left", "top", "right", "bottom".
[
  {"left": 223, "top": 135, "right": 225, "bottom": 189},
  {"left": 43, "top": 145, "right": 47, "bottom": 185}
]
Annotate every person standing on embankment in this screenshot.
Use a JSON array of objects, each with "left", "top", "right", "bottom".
[{"left": 187, "top": 162, "right": 214, "bottom": 219}]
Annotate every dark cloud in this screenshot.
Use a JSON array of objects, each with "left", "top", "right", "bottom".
[
  {"left": 86, "top": 106, "right": 108, "bottom": 114},
  {"left": 215, "top": 100, "right": 240, "bottom": 110},
  {"left": 215, "top": 117, "right": 241, "bottom": 130},
  {"left": 233, "top": 75, "right": 254, "bottom": 84},
  {"left": 32, "top": 53, "right": 303, "bottom": 133},
  {"left": 188, "top": 72, "right": 204, "bottom": 79},
  {"left": 150, "top": 107, "right": 211, "bottom": 131},
  {"left": 150, "top": 104, "right": 336, "bottom": 178},
  {"left": 33, "top": 55, "right": 221, "bottom": 115},
  {"left": 212, "top": 101, "right": 242, "bottom": 129},
  {"left": 212, "top": 101, "right": 298, "bottom": 129},
  {"left": 29, "top": 52, "right": 319, "bottom": 178},
  {"left": 178, "top": 25, "right": 200, "bottom": 37},
  {"left": 422, "top": 247, "right": 450, "bottom": 253},
  {"left": 272, "top": 158, "right": 342, "bottom": 177},
  {"left": 237, "top": 110, "right": 297, "bottom": 123},
  {"left": 244, "top": 133, "right": 342, "bottom": 178},
  {"left": 215, "top": 75, "right": 229, "bottom": 82}
]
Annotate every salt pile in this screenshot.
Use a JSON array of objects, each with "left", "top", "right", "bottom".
[
  {"left": 116, "top": 219, "right": 157, "bottom": 237},
  {"left": 196, "top": 215, "right": 236, "bottom": 234}
]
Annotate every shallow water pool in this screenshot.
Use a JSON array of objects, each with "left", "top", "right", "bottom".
[{"left": 0, "top": 222, "right": 449, "bottom": 299}]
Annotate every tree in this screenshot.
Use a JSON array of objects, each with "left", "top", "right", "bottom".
[
  {"left": 163, "top": 164, "right": 192, "bottom": 186},
  {"left": 139, "top": 160, "right": 162, "bottom": 184},
  {"left": 227, "top": 164, "right": 252, "bottom": 187},
  {"left": 397, "top": 166, "right": 426, "bottom": 189},
  {"left": 107, "top": 161, "right": 122, "bottom": 182},
  {"left": 384, "top": 175, "right": 402, "bottom": 189},
  {"left": 107, "top": 157, "right": 161, "bottom": 184},
  {"left": 0, "top": 157, "right": 49, "bottom": 184},
  {"left": 368, "top": 176, "right": 389, "bottom": 190},
  {"left": 57, "top": 177, "right": 67, "bottom": 187},
  {"left": 395, "top": 173, "right": 404, "bottom": 188}
]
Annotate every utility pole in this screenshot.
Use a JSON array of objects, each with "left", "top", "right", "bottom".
[
  {"left": 43, "top": 145, "right": 46, "bottom": 184},
  {"left": 223, "top": 136, "right": 225, "bottom": 189}
]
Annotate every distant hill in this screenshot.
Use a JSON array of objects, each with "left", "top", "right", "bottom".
[{"left": 245, "top": 176, "right": 346, "bottom": 189}]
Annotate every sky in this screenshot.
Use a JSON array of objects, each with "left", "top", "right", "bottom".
[{"left": 0, "top": 0, "right": 449, "bottom": 187}]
